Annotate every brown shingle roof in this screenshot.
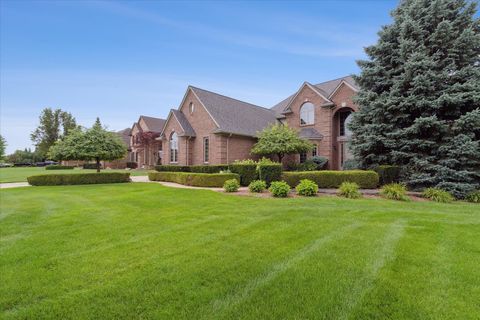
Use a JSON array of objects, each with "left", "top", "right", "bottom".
[
  {"left": 140, "top": 115, "right": 166, "bottom": 133},
  {"left": 191, "top": 86, "right": 277, "bottom": 137},
  {"left": 116, "top": 128, "right": 131, "bottom": 147},
  {"left": 270, "top": 75, "right": 358, "bottom": 116},
  {"left": 171, "top": 109, "right": 196, "bottom": 137}
]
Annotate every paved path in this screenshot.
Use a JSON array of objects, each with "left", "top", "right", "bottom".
[{"left": 0, "top": 182, "right": 30, "bottom": 189}]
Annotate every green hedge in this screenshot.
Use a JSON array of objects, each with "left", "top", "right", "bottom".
[
  {"left": 258, "top": 164, "right": 282, "bottom": 186},
  {"left": 45, "top": 165, "right": 74, "bottom": 170},
  {"left": 282, "top": 170, "right": 379, "bottom": 189},
  {"left": 27, "top": 172, "right": 131, "bottom": 186},
  {"left": 148, "top": 172, "right": 239, "bottom": 187},
  {"left": 154, "top": 164, "right": 229, "bottom": 173},
  {"left": 374, "top": 165, "right": 401, "bottom": 185},
  {"left": 229, "top": 163, "right": 257, "bottom": 186}
]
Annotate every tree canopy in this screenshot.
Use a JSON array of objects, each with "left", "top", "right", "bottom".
[
  {"left": 49, "top": 118, "right": 127, "bottom": 172},
  {"left": 31, "top": 108, "right": 78, "bottom": 159},
  {"left": 251, "top": 124, "right": 313, "bottom": 163},
  {"left": 349, "top": 0, "right": 480, "bottom": 198}
]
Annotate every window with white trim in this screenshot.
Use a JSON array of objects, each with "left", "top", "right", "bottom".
[
  {"left": 300, "top": 102, "right": 315, "bottom": 125},
  {"left": 312, "top": 144, "right": 318, "bottom": 157},
  {"left": 203, "top": 137, "right": 209, "bottom": 163},
  {"left": 170, "top": 132, "right": 178, "bottom": 163},
  {"left": 189, "top": 102, "right": 194, "bottom": 114}
]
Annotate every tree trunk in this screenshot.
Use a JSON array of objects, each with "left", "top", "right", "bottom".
[{"left": 96, "top": 157, "right": 101, "bottom": 173}]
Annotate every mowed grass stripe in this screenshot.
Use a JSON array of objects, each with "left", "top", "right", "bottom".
[
  {"left": 0, "top": 183, "right": 479, "bottom": 319},
  {"left": 208, "top": 222, "right": 363, "bottom": 317}
]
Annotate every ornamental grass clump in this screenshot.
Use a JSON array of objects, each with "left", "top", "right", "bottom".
[
  {"left": 248, "top": 180, "right": 267, "bottom": 193},
  {"left": 465, "top": 190, "right": 480, "bottom": 203},
  {"left": 337, "top": 182, "right": 362, "bottom": 199},
  {"left": 380, "top": 183, "right": 409, "bottom": 201},
  {"left": 295, "top": 179, "right": 318, "bottom": 197},
  {"left": 223, "top": 179, "right": 240, "bottom": 192},
  {"left": 269, "top": 181, "right": 290, "bottom": 198},
  {"left": 422, "top": 188, "right": 454, "bottom": 203}
]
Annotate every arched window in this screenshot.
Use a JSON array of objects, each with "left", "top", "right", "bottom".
[
  {"left": 300, "top": 102, "right": 315, "bottom": 125},
  {"left": 339, "top": 111, "right": 353, "bottom": 136},
  {"left": 170, "top": 132, "right": 178, "bottom": 163}
]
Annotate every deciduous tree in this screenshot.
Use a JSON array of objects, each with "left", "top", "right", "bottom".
[{"left": 252, "top": 124, "right": 312, "bottom": 163}]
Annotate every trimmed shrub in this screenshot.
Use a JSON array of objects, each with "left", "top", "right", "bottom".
[
  {"left": 269, "top": 181, "right": 290, "bottom": 198},
  {"left": 258, "top": 163, "right": 282, "bottom": 186},
  {"left": 422, "top": 188, "right": 454, "bottom": 203},
  {"left": 342, "top": 159, "right": 360, "bottom": 170},
  {"left": 282, "top": 170, "right": 379, "bottom": 189},
  {"left": 223, "top": 179, "right": 240, "bottom": 192},
  {"left": 374, "top": 165, "right": 401, "bottom": 185},
  {"left": 338, "top": 182, "right": 362, "bottom": 199},
  {"left": 311, "top": 156, "right": 328, "bottom": 170},
  {"left": 248, "top": 180, "right": 267, "bottom": 193},
  {"left": 190, "top": 165, "right": 229, "bottom": 173},
  {"left": 380, "top": 183, "right": 409, "bottom": 201},
  {"left": 155, "top": 165, "right": 191, "bottom": 172},
  {"left": 27, "top": 172, "right": 130, "bottom": 186},
  {"left": 45, "top": 165, "right": 74, "bottom": 170},
  {"left": 126, "top": 162, "right": 138, "bottom": 169},
  {"left": 465, "top": 190, "right": 480, "bottom": 203},
  {"left": 83, "top": 163, "right": 100, "bottom": 169},
  {"left": 148, "top": 172, "right": 239, "bottom": 187},
  {"left": 229, "top": 163, "right": 257, "bottom": 186},
  {"left": 295, "top": 179, "right": 318, "bottom": 197},
  {"left": 298, "top": 160, "right": 318, "bottom": 171}
]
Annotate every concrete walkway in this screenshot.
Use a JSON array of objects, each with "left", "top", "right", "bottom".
[{"left": 0, "top": 182, "right": 30, "bottom": 189}]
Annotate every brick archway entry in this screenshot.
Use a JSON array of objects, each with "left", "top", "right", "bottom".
[{"left": 332, "top": 107, "right": 354, "bottom": 170}]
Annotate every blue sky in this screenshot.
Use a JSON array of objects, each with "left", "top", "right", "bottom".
[{"left": 1, "top": 0, "right": 397, "bottom": 153}]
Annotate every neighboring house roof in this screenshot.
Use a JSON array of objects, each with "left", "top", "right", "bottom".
[
  {"left": 189, "top": 86, "right": 277, "bottom": 137},
  {"left": 116, "top": 128, "right": 131, "bottom": 146},
  {"left": 172, "top": 109, "right": 196, "bottom": 137},
  {"left": 270, "top": 75, "right": 359, "bottom": 116},
  {"left": 299, "top": 128, "right": 324, "bottom": 140},
  {"left": 140, "top": 115, "right": 166, "bottom": 133}
]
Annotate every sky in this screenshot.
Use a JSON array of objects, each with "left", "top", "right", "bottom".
[{"left": 0, "top": 0, "right": 397, "bottom": 154}]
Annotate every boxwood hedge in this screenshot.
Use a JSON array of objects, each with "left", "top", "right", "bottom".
[
  {"left": 148, "top": 172, "right": 239, "bottom": 187},
  {"left": 258, "top": 164, "right": 282, "bottom": 186},
  {"left": 45, "top": 165, "right": 74, "bottom": 170},
  {"left": 154, "top": 164, "right": 229, "bottom": 173},
  {"left": 27, "top": 172, "right": 131, "bottom": 186},
  {"left": 229, "top": 163, "right": 257, "bottom": 186},
  {"left": 282, "top": 170, "right": 379, "bottom": 189}
]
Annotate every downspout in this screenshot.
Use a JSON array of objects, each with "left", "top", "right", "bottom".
[{"left": 227, "top": 133, "right": 232, "bottom": 163}]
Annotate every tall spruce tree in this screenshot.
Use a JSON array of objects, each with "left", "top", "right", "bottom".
[{"left": 350, "top": 0, "right": 480, "bottom": 198}]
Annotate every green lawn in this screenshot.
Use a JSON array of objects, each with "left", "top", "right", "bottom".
[
  {"left": 1, "top": 183, "right": 479, "bottom": 319},
  {"left": 0, "top": 167, "right": 149, "bottom": 183}
]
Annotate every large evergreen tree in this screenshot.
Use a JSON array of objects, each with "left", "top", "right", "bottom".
[{"left": 350, "top": 0, "right": 480, "bottom": 198}]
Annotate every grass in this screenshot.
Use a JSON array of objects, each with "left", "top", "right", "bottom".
[
  {"left": 1, "top": 183, "right": 479, "bottom": 319},
  {"left": 0, "top": 167, "right": 149, "bottom": 183}
]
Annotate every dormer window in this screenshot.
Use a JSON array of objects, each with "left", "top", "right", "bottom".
[
  {"left": 189, "top": 102, "right": 194, "bottom": 114},
  {"left": 300, "top": 102, "right": 315, "bottom": 125}
]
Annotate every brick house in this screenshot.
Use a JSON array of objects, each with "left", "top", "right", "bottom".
[
  {"left": 130, "top": 116, "right": 166, "bottom": 168},
  {"left": 158, "top": 75, "right": 358, "bottom": 169}
]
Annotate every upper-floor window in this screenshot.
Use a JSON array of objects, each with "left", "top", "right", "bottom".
[
  {"left": 203, "top": 137, "right": 209, "bottom": 163},
  {"left": 339, "top": 111, "right": 353, "bottom": 136},
  {"left": 170, "top": 132, "right": 178, "bottom": 163},
  {"left": 189, "top": 102, "right": 194, "bottom": 114},
  {"left": 300, "top": 102, "right": 315, "bottom": 125}
]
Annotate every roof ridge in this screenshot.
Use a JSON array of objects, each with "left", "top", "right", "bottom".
[
  {"left": 189, "top": 86, "right": 274, "bottom": 112},
  {"left": 314, "top": 75, "right": 353, "bottom": 86},
  {"left": 140, "top": 115, "right": 165, "bottom": 120}
]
